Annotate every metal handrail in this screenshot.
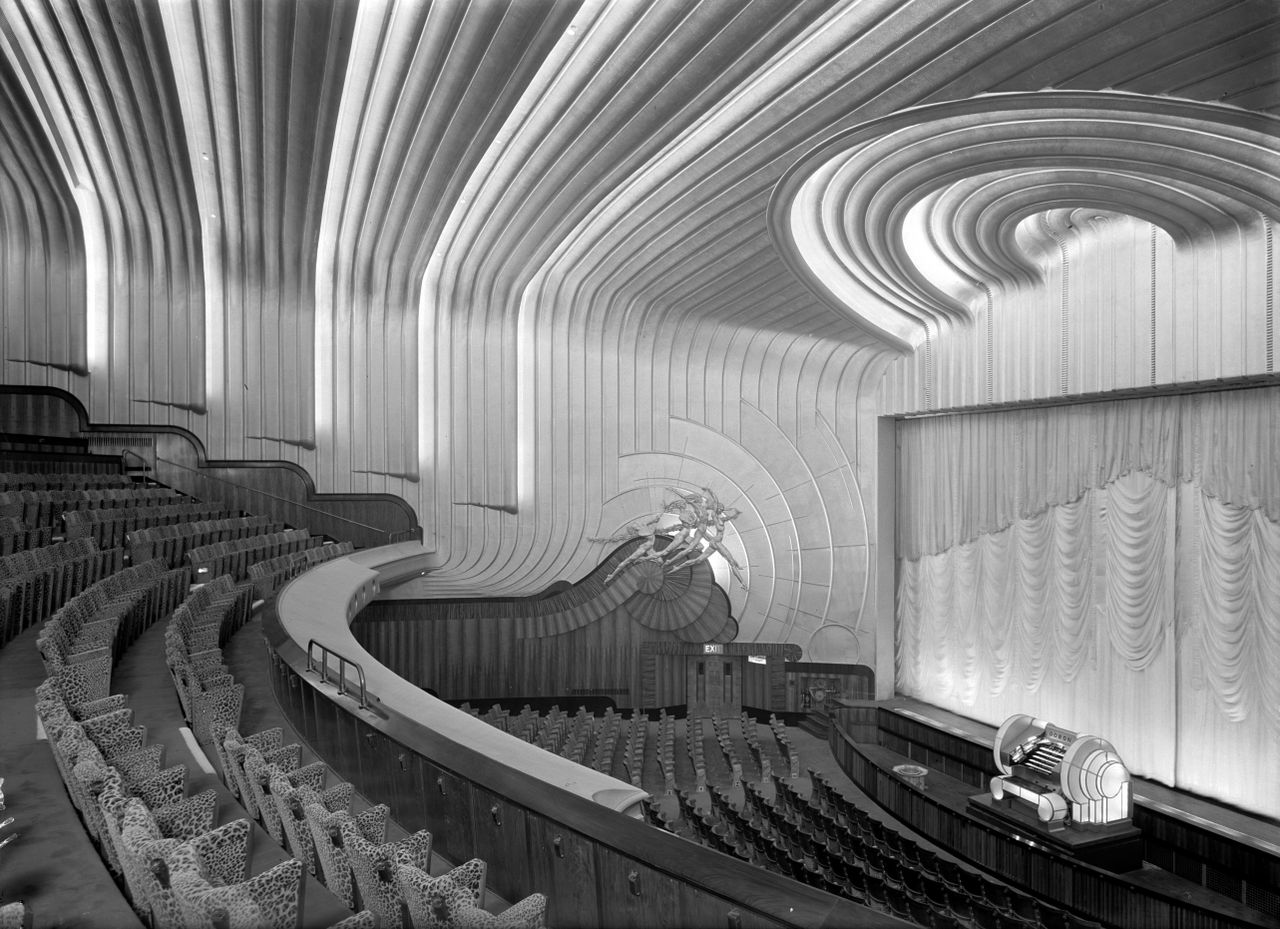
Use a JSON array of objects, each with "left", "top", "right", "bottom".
[
  {"left": 306, "top": 639, "right": 369, "bottom": 709},
  {"left": 120, "top": 448, "right": 152, "bottom": 472},
  {"left": 154, "top": 454, "right": 421, "bottom": 543}
]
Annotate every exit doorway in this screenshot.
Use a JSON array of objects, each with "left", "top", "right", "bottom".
[{"left": 687, "top": 656, "right": 742, "bottom": 717}]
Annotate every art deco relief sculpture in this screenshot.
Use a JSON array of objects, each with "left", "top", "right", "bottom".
[{"left": 597, "top": 487, "right": 745, "bottom": 586}]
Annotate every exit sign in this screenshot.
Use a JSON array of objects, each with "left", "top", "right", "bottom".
[{"left": 703, "top": 643, "right": 724, "bottom": 654}]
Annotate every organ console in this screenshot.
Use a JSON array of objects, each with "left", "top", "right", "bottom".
[{"left": 989, "top": 714, "right": 1132, "bottom": 831}]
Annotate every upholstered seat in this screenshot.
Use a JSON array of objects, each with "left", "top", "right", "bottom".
[
  {"left": 393, "top": 860, "right": 487, "bottom": 929},
  {"left": 269, "top": 772, "right": 353, "bottom": 874},
  {"left": 211, "top": 725, "right": 283, "bottom": 800},
  {"left": 114, "top": 797, "right": 248, "bottom": 918},
  {"left": 304, "top": 803, "right": 389, "bottom": 910},
  {"left": 243, "top": 748, "right": 326, "bottom": 844},
  {"left": 220, "top": 731, "right": 298, "bottom": 818},
  {"left": 451, "top": 894, "right": 548, "bottom": 929},
  {"left": 141, "top": 838, "right": 303, "bottom": 929}
]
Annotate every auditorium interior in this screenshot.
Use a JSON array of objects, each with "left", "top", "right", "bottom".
[{"left": 0, "top": 1, "right": 1277, "bottom": 927}]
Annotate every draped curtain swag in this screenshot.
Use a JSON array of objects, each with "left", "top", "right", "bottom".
[{"left": 894, "top": 386, "right": 1280, "bottom": 819}]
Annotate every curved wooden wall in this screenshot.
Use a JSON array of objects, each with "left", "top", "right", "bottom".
[
  {"left": 353, "top": 538, "right": 738, "bottom": 704},
  {"left": 269, "top": 542, "right": 907, "bottom": 928}
]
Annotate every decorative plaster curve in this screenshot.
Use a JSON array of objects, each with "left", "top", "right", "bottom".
[{"left": 769, "top": 91, "right": 1280, "bottom": 352}]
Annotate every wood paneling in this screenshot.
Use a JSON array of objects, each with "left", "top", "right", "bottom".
[
  {"left": 831, "top": 723, "right": 1273, "bottom": 929},
  {"left": 471, "top": 786, "right": 531, "bottom": 904},
  {"left": 848, "top": 705, "right": 1280, "bottom": 921},
  {"left": 524, "top": 819, "right": 602, "bottom": 929},
  {"left": 353, "top": 548, "right": 742, "bottom": 707}
]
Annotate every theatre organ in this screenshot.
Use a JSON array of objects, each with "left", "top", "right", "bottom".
[{"left": 989, "top": 714, "right": 1132, "bottom": 829}]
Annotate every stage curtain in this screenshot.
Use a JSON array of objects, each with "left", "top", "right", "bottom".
[
  {"left": 897, "top": 387, "right": 1279, "bottom": 560},
  {"left": 895, "top": 385, "right": 1280, "bottom": 819}
]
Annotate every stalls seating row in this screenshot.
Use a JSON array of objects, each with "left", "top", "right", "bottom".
[{"left": 768, "top": 714, "right": 798, "bottom": 777}]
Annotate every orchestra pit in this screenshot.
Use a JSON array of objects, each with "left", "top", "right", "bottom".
[{"left": 0, "top": 1, "right": 1277, "bottom": 928}]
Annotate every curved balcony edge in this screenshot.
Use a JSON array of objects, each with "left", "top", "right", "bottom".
[{"left": 266, "top": 543, "right": 906, "bottom": 929}]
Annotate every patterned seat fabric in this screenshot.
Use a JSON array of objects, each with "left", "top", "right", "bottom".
[
  {"left": 243, "top": 749, "right": 325, "bottom": 844},
  {"left": 0, "top": 901, "right": 29, "bottom": 929},
  {"left": 170, "top": 855, "right": 304, "bottom": 929},
  {"left": 326, "top": 911, "right": 377, "bottom": 929},
  {"left": 191, "top": 681, "right": 244, "bottom": 744},
  {"left": 269, "top": 772, "right": 354, "bottom": 874},
  {"left": 305, "top": 804, "right": 390, "bottom": 910},
  {"left": 394, "top": 860, "right": 488, "bottom": 929},
  {"left": 221, "top": 731, "right": 297, "bottom": 818},
  {"left": 452, "top": 894, "right": 548, "bottom": 929},
  {"left": 125, "top": 817, "right": 261, "bottom": 929},
  {"left": 342, "top": 822, "right": 436, "bottom": 928}
]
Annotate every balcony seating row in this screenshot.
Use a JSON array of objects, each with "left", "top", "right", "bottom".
[
  {"left": 187, "top": 529, "right": 322, "bottom": 583},
  {"left": 174, "top": 588, "right": 549, "bottom": 928},
  {"left": 0, "top": 516, "right": 52, "bottom": 555},
  {"left": 31, "top": 549, "right": 316, "bottom": 929},
  {"left": 0, "top": 486, "right": 180, "bottom": 527},
  {"left": 11, "top": 471, "right": 546, "bottom": 929},
  {"left": 37, "top": 557, "right": 189, "bottom": 666},
  {"left": 63, "top": 501, "right": 228, "bottom": 549},
  {"left": 0, "top": 470, "right": 136, "bottom": 491},
  {"left": 127, "top": 515, "right": 281, "bottom": 570},
  {"left": 246, "top": 541, "right": 355, "bottom": 602},
  {"left": 20, "top": 494, "right": 338, "bottom": 929},
  {"left": 0, "top": 538, "right": 122, "bottom": 649},
  {"left": 38, "top": 678, "right": 314, "bottom": 929}
]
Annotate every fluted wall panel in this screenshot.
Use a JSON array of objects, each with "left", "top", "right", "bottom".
[
  {"left": 0, "top": 0, "right": 1276, "bottom": 694},
  {"left": 0, "top": 0, "right": 204, "bottom": 422},
  {"left": 320, "top": 0, "right": 581, "bottom": 492},
  {"left": 159, "top": 0, "right": 360, "bottom": 454},
  {"left": 878, "top": 210, "right": 1275, "bottom": 414},
  {"left": 0, "top": 52, "right": 85, "bottom": 381}
]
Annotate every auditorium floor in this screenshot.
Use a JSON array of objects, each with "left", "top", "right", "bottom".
[{"left": 0, "top": 623, "right": 141, "bottom": 929}]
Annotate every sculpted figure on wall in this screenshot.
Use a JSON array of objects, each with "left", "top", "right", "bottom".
[{"left": 596, "top": 487, "right": 745, "bottom": 586}]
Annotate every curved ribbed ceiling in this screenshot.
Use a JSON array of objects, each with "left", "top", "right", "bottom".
[
  {"left": 771, "top": 93, "right": 1280, "bottom": 350},
  {"left": 0, "top": 0, "right": 1277, "bottom": 655}
]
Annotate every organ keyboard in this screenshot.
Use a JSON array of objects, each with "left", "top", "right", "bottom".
[{"left": 990, "top": 714, "right": 1132, "bottom": 830}]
